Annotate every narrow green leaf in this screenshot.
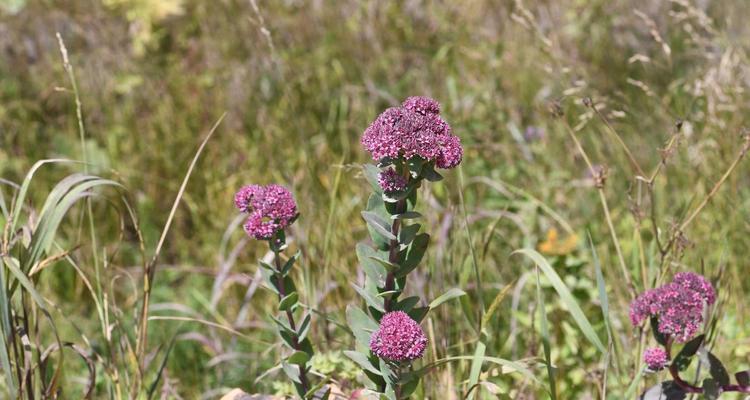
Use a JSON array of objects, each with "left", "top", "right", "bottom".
[
  {"left": 514, "top": 248, "right": 606, "bottom": 353},
  {"left": 362, "top": 211, "right": 396, "bottom": 241},
  {"left": 279, "top": 292, "right": 298, "bottom": 311},
  {"left": 297, "top": 313, "right": 312, "bottom": 341},
  {"left": 391, "top": 211, "right": 422, "bottom": 220},
  {"left": 280, "top": 251, "right": 300, "bottom": 275},
  {"left": 351, "top": 283, "right": 385, "bottom": 312},
  {"left": 465, "top": 341, "right": 486, "bottom": 400},
  {"left": 429, "top": 288, "right": 466, "bottom": 310},
  {"left": 588, "top": 233, "right": 611, "bottom": 338},
  {"left": 536, "top": 268, "right": 557, "bottom": 400}
]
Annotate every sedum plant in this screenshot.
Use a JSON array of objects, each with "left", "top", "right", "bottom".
[
  {"left": 345, "top": 96, "right": 465, "bottom": 399},
  {"left": 632, "top": 272, "right": 750, "bottom": 398},
  {"left": 233, "top": 184, "right": 322, "bottom": 399}
]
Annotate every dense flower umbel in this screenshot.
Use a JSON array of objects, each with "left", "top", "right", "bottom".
[
  {"left": 673, "top": 272, "right": 716, "bottom": 305},
  {"left": 234, "top": 184, "right": 298, "bottom": 240},
  {"left": 369, "top": 311, "right": 428, "bottom": 362},
  {"left": 630, "top": 272, "right": 715, "bottom": 342},
  {"left": 378, "top": 169, "right": 408, "bottom": 192},
  {"left": 361, "top": 96, "right": 463, "bottom": 168},
  {"left": 644, "top": 347, "right": 669, "bottom": 371}
]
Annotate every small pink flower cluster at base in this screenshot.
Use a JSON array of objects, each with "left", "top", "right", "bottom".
[
  {"left": 361, "top": 96, "right": 463, "bottom": 169},
  {"left": 378, "top": 169, "right": 408, "bottom": 192},
  {"left": 630, "top": 272, "right": 715, "bottom": 342},
  {"left": 234, "top": 184, "right": 298, "bottom": 240},
  {"left": 369, "top": 311, "right": 427, "bottom": 362},
  {"left": 643, "top": 347, "right": 669, "bottom": 371}
]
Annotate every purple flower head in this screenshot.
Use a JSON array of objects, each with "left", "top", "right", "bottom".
[
  {"left": 653, "top": 282, "right": 705, "bottom": 342},
  {"left": 234, "top": 184, "right": 263, "bottom": 213},
  {"left": 369, "top": 311, "right": 427, "bottom": 362},
  {"left": 643, "top": 347, "right": 669, "bottom": 371},
  {"left": 402, "top": 96, "right": 440, "bottom": 116},
  {"left": 234, "top": 184, "right": 298, "bottom": 240},
  {"left": 673, "top": 272, "right": 715, "bottom": 305},
  {"left": 378, "top": 169, "right": 408, "bottom": 192},
  {"left": 630, "top": 272, "right": 714, "bottom": 343},
  {"left": 629, "top": 288, "right": 662, "bottom": 326},
  {"left": 361, "top": 97, "right": 463, "bottom": 169},
  {"left": 436, "top": 133, "right": 463, "bottom": 169}
]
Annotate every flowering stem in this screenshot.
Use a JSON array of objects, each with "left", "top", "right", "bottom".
[
  {"left": 272, "top": 245, "right": 310, "bottom": 397},
  {"left": 384, "top": 198, "right": 407, "bottom": 312}
]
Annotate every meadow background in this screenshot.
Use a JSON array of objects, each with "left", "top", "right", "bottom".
[{"left": 2, "top": 0, "right": 750, "bottom": 398}]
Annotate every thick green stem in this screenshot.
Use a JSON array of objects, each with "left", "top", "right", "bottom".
[
  {"left": 273, "top": 246, "right": 310, "bottom": 397},
  {"left": 384, "top": 198, "right": 407, "bottom": 312}
]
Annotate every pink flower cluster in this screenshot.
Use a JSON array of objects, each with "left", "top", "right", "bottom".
[
  {"left": 361, "top": 96, "right": 463, "bottom": 169},
  {"left": 378, "top": 169, "right": 408, "bottom": 192},
  {"left": 369, "top": 311, "right": 427, "bottom": 362},
  {"left": 234, "top": 184, "right": 298, "bottom": 240},
  {"left": 630, "top": 272, "right": 715, "bottom": 342},
  {"left": 643, "top": 347, "right": 669, "bottom": 371}
]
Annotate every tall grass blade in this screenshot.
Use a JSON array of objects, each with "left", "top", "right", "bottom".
[
  {"left": 514, "top": 248, "right": 606, "bottom": 353},
  {"left": 536, "top": 267, "right": 557, "bottom": 400}
]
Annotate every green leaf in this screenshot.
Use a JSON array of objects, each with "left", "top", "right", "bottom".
[
  {"left": 287, "top": 351, "right": 310, "bottom": 365},
  {"left": 351, "top": 283, "right": 385, "bottom": 312},
  {"left": 281, "top": 362, "right": 302, "bottom": 384},
  {"left": 391, "top": 211, "right": 422, "bottom": 220},
  {"left": 356, "top": 243, "right": 387, "bottom": 287},
  {"left": 703, "top": 379, "right": 720, "bottom": 400},
  {"left": 279, "top": 292, "right": 298, "bottom": 311},
  {"left": 343, "top": 350, "right": 380, "bottom": 375},
  {"left": 346, "top": 305, "right": 379, "bottom": 349},
  {"left": 365, "top": 194, "right": 390, "bottom": 249},
  {"left": 398, "top": 223, "right": 421, "bottom": 247},
  {"left": 707, "top": 351, "right": 730, "bottom": 386},
  {"left": 396, "top": 296, "right": 421, "bottom": 312},
  {"left": 367, "top": 255, "right": 398, "bottom": 271},
  {"left": 639, "top": 381, "right": 687, "bottom": 400},
  {"left": 673, "top": 334, "right": 704, "bottom": 371},
  {"left": 297, "top": 313, "right": 312, "bottom": 341},
  {"left": 271, "top": 315, "right": 294, "bottom": 335},
  {"left": 421, "top": 164, "right": 443, "bottom": 182},
  {"left": 536, "top": 268, "right": 557, "bottom": 400},
  {"left": 363, "top": 164, "right": 383, "bottom": 193},
  {"left": 407, "top": 306, "right": 429, "bottom": 323},
  {"left": 588, "top": 233, "right": 612, "bottom": 343},
  {"left": 362, "top": 211, "right": 396, "bottom": 241},
  {"left": 513, "top": 248, "right": 606, "bottom": 353},
  {"left": 465, "top": 341, "right": 486, "bottom": 400},
  {"left": 280, "top": 251, "right": 301, "bottom": 275},
  {"left": 624, "top": 366, "right": 646, "bottom": 400},
  {"left": 259, "top": 267, "right": 279, "bottom": 295},
  {"left": 735, "top": 370, "right": 750, "bottom": 387},
  {"left": 429, "top": 288, "right": 466, "bottom": 310},
  {"left": 396, "top": 233, "right": 429, "bottom": 278}
]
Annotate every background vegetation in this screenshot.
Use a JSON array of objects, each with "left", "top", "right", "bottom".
[{"left": 2, "top": 0, "right": 750, "bottom": 398}]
